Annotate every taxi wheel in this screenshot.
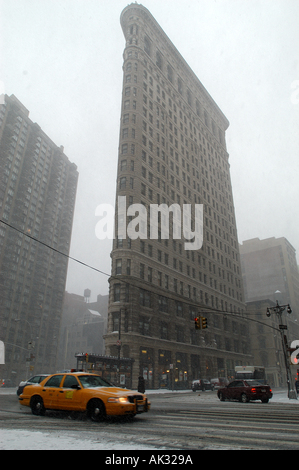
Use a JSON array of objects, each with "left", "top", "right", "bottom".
[
  {"left": 30, "top": 396, "right": 46, "bottom": 416},
  {"left": 87, "top": 399, "right": 106, "bottom": 422}
]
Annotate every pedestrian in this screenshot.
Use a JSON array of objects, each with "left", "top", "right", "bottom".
[{"left": 138, "top": 376, "right": 145, "bottom": 393}]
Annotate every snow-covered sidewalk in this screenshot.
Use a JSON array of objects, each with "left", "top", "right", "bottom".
[{"left": 0, "top": 428, "right": 160, "bottom": 450}]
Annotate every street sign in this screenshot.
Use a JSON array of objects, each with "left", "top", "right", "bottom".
[
  {"left": 279, "top": 324, "right": 288, "bottom": 330},
  {"left": 116, "top": 340, "right": 121, "bottom": 346}
]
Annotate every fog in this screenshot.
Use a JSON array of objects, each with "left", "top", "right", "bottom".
[{"left": 1, "top": 0, "right": 298, "bottom": 301}]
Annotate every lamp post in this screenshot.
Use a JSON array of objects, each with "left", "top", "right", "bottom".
[
  {"left": 116, "top": 309, "right": 122, "bottom": 387},
  {"left": 14, "top": 319, "right": 34, "bottom": 378},
  {"left": 266, "top": 301, "right": 297, "bottom": 400}
]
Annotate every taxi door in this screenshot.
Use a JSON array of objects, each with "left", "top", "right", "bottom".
[
  {"left": 58, "top": 375, "right": 83, "bottom": 411},
  {"left": 40, "top": 374, "right": 64, "bottom": 409}
]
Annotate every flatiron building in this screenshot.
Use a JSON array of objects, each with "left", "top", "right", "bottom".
[{"left": 104, "top": 3, "right": 252, "bottom": 388}]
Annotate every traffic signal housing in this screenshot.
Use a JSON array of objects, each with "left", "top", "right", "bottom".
[
  {"left": 201, "top": 317, "right": 208, "bottom": 329},
  {"left": 194, "top": 317, "right": 201, "bottom": 330}
]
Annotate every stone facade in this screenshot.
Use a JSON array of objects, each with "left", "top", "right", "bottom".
[{"left": 104, "top": 4, "right": 252, "bottom": 389}]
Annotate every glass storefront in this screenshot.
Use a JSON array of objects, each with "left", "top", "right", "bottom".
[
  {"left": 139, "top": 347, "right": 154, "bottom": 389},
  {"left": 174, "top": 352, "right": 188, "bottom": 389},
  {"left": 158, "top": 349, "right": 172, "bottom": 388}
]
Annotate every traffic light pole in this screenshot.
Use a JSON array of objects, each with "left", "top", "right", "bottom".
[
  {"left": 194, "top": 316, "right": 208, "bottom": 330},
  {"left": 266, "top": 302, "right": 297, "bottom": 400}
]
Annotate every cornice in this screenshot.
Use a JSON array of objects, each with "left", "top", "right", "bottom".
[{"left": 120, "top": 3, "right": 229, "bottom": 130}]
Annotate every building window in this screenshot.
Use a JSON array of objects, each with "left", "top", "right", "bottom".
[
  {"left": 156, "top": 50, "right": 163, "bottom": 70},
  {"left": 144, "top": 36, "right": 151, "bottom": 56},
  {"left": 115, "top": 259, "right": 122, "bottom": 275},
  {"left": 160, "top": 324, "right": 168, "bottom": 340},
  {"left": 178, "top": 77, "right": 183, "bottom": 95},
  {"left": 167, "top": 65, "right": 173, "bottom": 83},
  {"left": 114, "top": 284, "right": 121, "bottom": 302},
  {"left": 204, "top": 110, "right": 209, "bottom": 127},
  {"left": 176, "top": 301, "right": 183, "bottom": 317},
  {"left": 112, "top": 312, "right": 120, "bottom": 332},
  {"left": 139, "top": 316, "right": 151, "bottom": 336},
  {"left": 176, "top": 326, "right": 185, "bottom": 343},
  {"left": 189, "top": 306, "right": 196, "bottom": 321},
  {"left": 119, "top": 177, "right": 126, "bottom": 190},
  {"left": 140, "top": 288, "right": 151, "bottom": 308},
  {"left": 126, "top": 259, "right": 131, "bottom": 275},
  {"left": 158, "top": 296, "right": 168, "bottom": 313}
]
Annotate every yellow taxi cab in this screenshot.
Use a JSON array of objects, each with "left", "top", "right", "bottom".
[{"left": 19, "top": 372, "right": 150, "bottom": 420}]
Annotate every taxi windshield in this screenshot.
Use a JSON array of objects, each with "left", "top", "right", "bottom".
[{"left": 78, "top": 375, "right": 113, "bottom": 389}]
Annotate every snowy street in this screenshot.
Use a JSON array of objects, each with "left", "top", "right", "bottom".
[{"left": 1, "top": 388, "right": 298, "bottom": 450}]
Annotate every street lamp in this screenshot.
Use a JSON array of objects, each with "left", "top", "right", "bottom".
[
  {"left": 14, "top": 319, "right": 35, "bottom": 377},
  {"left": 266, "top": 301, "right": 297, "bottom": 400}
]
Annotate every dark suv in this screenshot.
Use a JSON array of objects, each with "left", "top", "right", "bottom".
[{"left": 192, "top": 379, "right": 214, "bottom": 392}]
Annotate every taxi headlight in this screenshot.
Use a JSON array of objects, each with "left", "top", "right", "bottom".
[{"left": 107, "top": 397, "right": 129, "bottom": 403}]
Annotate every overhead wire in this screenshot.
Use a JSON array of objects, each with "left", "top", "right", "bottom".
[{"left": 0, "top": 217, "right": 277, "bottom": 331}]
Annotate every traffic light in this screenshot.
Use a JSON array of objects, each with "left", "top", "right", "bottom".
[
  {"left": 85, "top": 353, "right": 89, "bottom": 363},
  {"left": 201, "top": 317, "right": 208, "bottom": 329},
  {"left": 194, "top": 317, "right": 201, "bottom": 330}
]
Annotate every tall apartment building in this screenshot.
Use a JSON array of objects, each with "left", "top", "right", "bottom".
[
  {"left": 0, "top": 94, "right": 78, "bottom": 385},
  {"left": 104, "top": 4, "right": 252, "bottom": 389},
  {"left": 240, "top": 236, "right": 299, "bottom": 338},
  {"left": 240, "top": 237, "right": 299, "bottom": 310}
]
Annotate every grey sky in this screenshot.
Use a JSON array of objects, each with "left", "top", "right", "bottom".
[{"left": 1, "top": 0, "right": 298, "bottom": 301}]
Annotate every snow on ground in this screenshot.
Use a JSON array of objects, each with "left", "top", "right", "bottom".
[
  {"left": 0, "top": 429, "right": 160, "bottom": 450},
  {"left": 0, "top": 388, "right": 298, "bottom": 450}
]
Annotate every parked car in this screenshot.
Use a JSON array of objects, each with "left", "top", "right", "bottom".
[
  {"left": 210, "top": 377, "right": 229, "bottom": 390},
  {"left": 19, "top": 371, "right": 150, "bottom": 420},
  {"left": 17, "top": 375, "right": 50, "bottom": 396},
  {"left": 192, "top": 379, "right": 214, "bottom": 392},
  {"left": 1, "top": 379, "right": 13, "bottom": 388},
  {"left": 217, "top": 379, "right": 272, "bottom": 403}
]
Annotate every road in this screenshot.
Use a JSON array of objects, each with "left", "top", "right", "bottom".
[{"left": 0, "top": 388, "right": 299, "bottom": 450}]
